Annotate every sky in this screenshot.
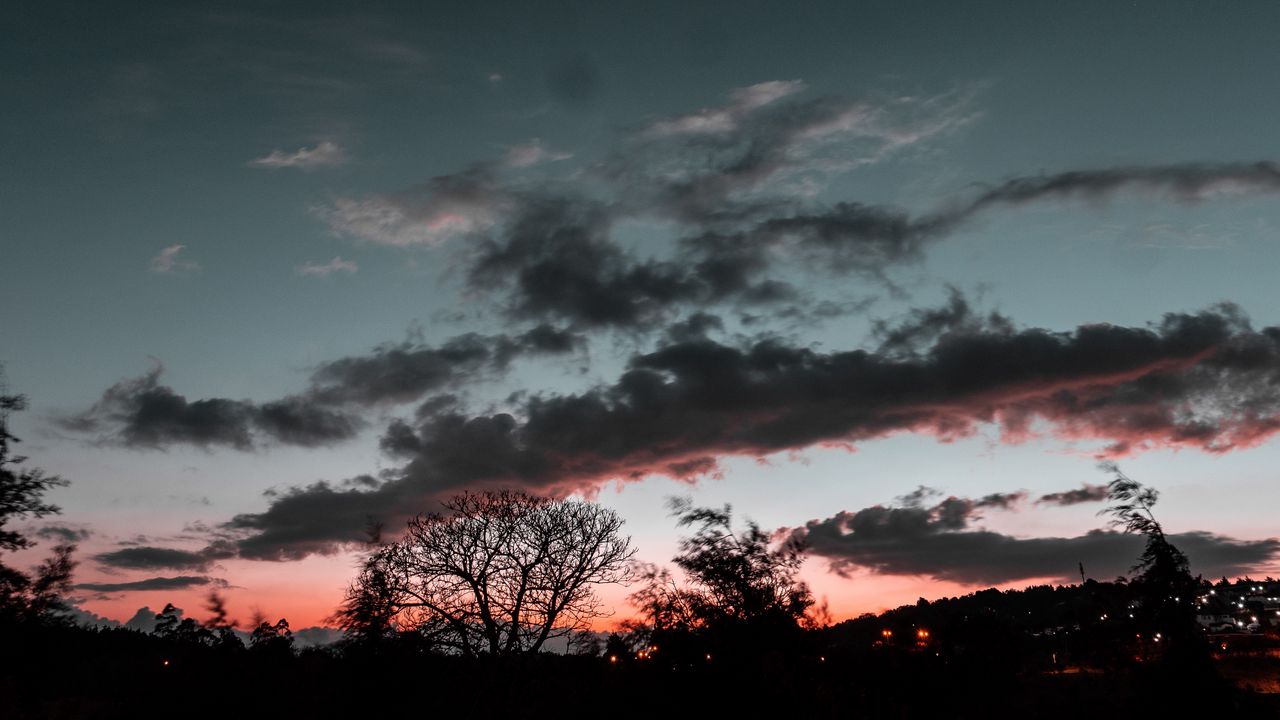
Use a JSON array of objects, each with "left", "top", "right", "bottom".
[{"left": 4, "top": 0, "right": 1280, "bottom": 631}]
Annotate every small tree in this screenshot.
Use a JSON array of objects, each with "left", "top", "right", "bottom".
[
  {"left": 339, "top": 490, "right": 635, "bottom": 656},
  {"left": 203, "top": 591, "right": 243, "bottom": 650},
  {"left": 630, "top": 498, "right": 816, "bottom": 664},
  {"left": 331, "top": 523, "right": 400, "bottom": 646},
  {"left": 1098, "top": 463, "right": 1204, "bottom": 663}
]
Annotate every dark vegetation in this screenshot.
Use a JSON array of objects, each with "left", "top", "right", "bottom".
[{"left": 2, "top": 381, "right": 1278, "bottom": 718}]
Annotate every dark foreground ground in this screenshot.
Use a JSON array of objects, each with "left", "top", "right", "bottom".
[{"left": 3, "top": 623, "right": 1278, "bottom": 719}]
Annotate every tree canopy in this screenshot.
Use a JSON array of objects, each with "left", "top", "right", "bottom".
[
  {"left": 335, "top": 490, "right": 635, "bottom": 656},
  {"left": 629, "top": 498, "right": 819, "bottom": 664},
  {"left": 0, "top": 377, "right": 76, "bottom": 622}
]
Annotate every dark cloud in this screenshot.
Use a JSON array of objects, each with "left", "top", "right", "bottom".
[
  {"left": 228, "top": 303, "right": 1280, "bottom": 560},
  {"left": 957, "top": 161, "right": 1280, "bottom": 213},
  {"left": 871, "top": 289, "right": 1013, "bottom": 356},
  {"left": 665, "top": 312, "right": 725, "bottom": 343},
  {"left": 466, "top": 197, "right": 708, "bottom": 329},
  {"left": 1036, "top": 483, "right": 1111, "bottom": 507},
  {"left": 253, "top": 396, "right": 363, "bottom": 448},
  {"left": 227, "top": 480, "right": 414, "bottom": 560},
  {"left": 63, "top": 328, "right": 579, "bottom": 450},
  {"left": 306, "top": 333, "right": 506, "bottom": 406},
  {"left": 76, "top": 576, "right": 224, "bottom": 593},
  {"left": 512, "top": 323, "right": 585, "bottom": 355},
  {"left": 94, "top": 542, "right": 236, "bottom": 571},
  {"left": 788, "top": 491, "right": 1280, "bottom": 584},
  {"left": 62, "top": 367, "right": 259, "bottom": 449},
  {"left": 34, "top": 525, "right": 92, "bottom": 542}
]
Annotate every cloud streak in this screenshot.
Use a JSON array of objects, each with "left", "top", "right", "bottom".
[
  {"left": 296, "top": 257, "right": 358, "bottom": 277},
  {"left": 249, "top": 140, "right": 347, "bottom": 169},
  {"left": 76, "top": 575, "right": 225, "bottom": 593},
  {"left": 94, "top": 542, "right": 236, "bottom": 571},
  {"left": 1036, "top": 483, "right": 1111, "bottom": 507}
]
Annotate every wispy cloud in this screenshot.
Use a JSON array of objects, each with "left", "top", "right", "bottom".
[
  {"left": 149, "top": 244, "right": 200, "bottom": 274},
  {"left": 249, "top": 140, "right": 347, "bottom": 169},
  {"left": 504, "top": 139, "right": 572, "bottom": 168},
  {"left": 643, "top": 79, "right": 806, "bottom": 137},
  {"left": 318, "top": 164, "right": 508, "bottom": 246},
  {"left": 296, "top": 256, "right": 358, "bottom": 277}
]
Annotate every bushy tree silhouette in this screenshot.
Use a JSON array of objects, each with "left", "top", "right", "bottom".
[
  {"left": 0, "top": 373, "right": 76, "bottom": 623},
  {"left": 331, "top": 522, "right": 401, "bottom": 647},
  {"left": 154, "top": 603, "right": 214, "bottom": 645},
  {"left": 630, "top": 498, "right": 817, "bottom": 665},
  {"left": 250, "top": 617, "right": 294, "bottom": 656}
]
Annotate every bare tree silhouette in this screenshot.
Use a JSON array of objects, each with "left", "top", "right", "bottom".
[{"left": 339, "top": 490, "right": 634, "bottom": 656}]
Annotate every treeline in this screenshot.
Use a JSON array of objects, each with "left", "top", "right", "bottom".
[{"left": 2, "top": 577, "right": 1274, "bottom": 718}]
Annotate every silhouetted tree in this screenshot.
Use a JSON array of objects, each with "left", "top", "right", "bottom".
[
  {"left": 0, "top": 375, "right": 76, "bottom": 622},
  {"left": 603, "top": 632, "right": 633, "bottom": 663},
  {"left": 154, "top": 602, "right": 213, "bottom": 644},
  {"left": 1099, "top": 463, "right": 1206, "bottom": 668},
  {"left": 250, "top": 617, "right": 294, "bottom": 656},
  {"left": 331, "top": 522, "right": 400, "bottom": 646},
  {"left": 342, "top": 490, "right": 635, "bottom": 656},
  {"left": 630, "top": 498, "right": 816, "bottom": 664},
  {"left": 203, "top": 590, "right": 244, "bottom": 650}
]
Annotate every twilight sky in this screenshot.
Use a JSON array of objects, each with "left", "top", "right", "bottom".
[{"left": 5, "top": 0, "right": 1280, "bottom": 629}]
